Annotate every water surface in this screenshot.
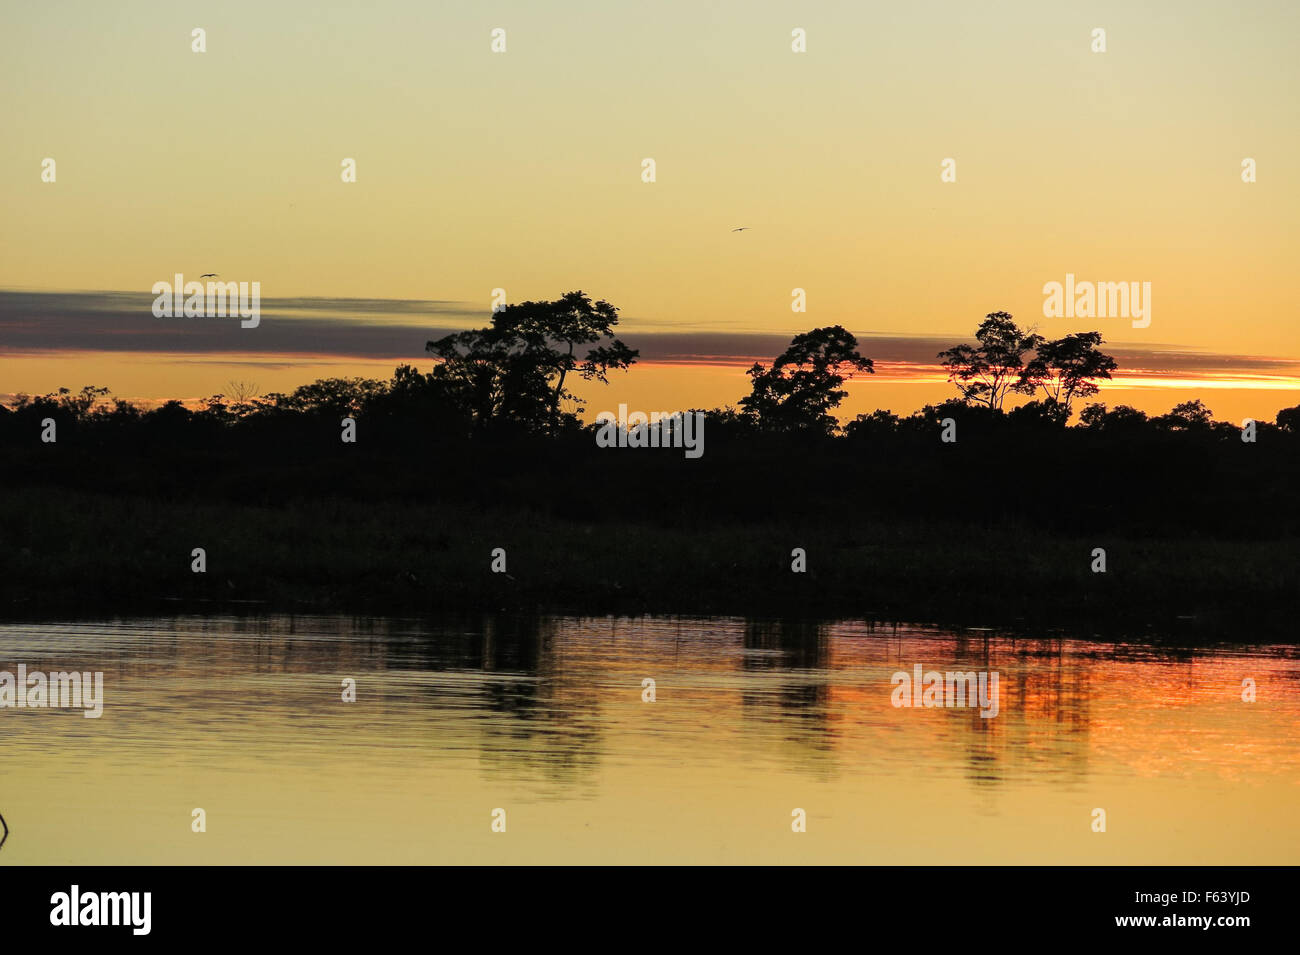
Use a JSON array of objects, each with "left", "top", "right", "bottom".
[{"left": 0, "top": 615, "right": 1295, "bottom": 864}]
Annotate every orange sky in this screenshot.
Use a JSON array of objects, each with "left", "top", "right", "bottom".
[
  {"left": 5, "top": 331, "right": 1299, "bottom": 426},
  {"left": 2, "top": 1, "right": 1297, "bottom": 424}
]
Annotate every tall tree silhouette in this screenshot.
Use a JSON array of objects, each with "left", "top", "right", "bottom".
[
  {"left": 427, "top": 291, "right": 637, "bottom": 431},
  {"left": 1022, "top": 331, "right": 1118, "bottom": 418},
  {"left": 740, "top": 325, "right": 873, "bottom": 434},
  {"left": 938, "top": 312, "right": 1042, "bottom": 410}
]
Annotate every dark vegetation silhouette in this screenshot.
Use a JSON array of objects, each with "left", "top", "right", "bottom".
[
  {"left": 3, "top": 299, "right": 1299, "bottom": 633},
  {"left": 740, "top": 325, "right": 873, "bottom": 434},
  {"left": 424, "top": 290, "right": 636, "bottom": 433}
]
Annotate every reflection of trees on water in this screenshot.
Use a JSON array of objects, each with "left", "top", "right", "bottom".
[
  {"left": 742, "top": 619, "right": 829, "bottom": 671},
  {"left": 953, "top": 634, "right": 1094, "bottom": 790},
  {"left": 49, "top": 615, "right": 1140, "bottom": 797},
  {"left": 381, "top": 618, "right": 1106, "bottom": 793},
  {"left": 416, "top": 615, "right": 607, "bottom": 793},
  {"left": 740, "top": 619, "right": 838, "bottom": 778},
  {"left": 238, "top": 613, "right": 610, "bottom": 792}
]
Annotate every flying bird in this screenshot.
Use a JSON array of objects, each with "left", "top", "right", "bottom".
[
  {"left": 731, "top": 227, "right": 750, "bottom": 232},
  {"left": 200, "top": 273, "right": 219, "bottom": 278}
]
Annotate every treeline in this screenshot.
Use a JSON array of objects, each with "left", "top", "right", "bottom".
[
  {"left": 4, "top": 295, "right": 1298, "bottom": 444},
  {"left": 5, "top": 292, "right": 1300, "bottom": 545},
  {"left": 3, "top": 300, "right": 1299, "bottom": 547},
  {"left": 3, "top": 297, "right": 1300, "bottom": 628},
  {"left": 4, "top": 377, "right": 1298, "bottom": 446}
]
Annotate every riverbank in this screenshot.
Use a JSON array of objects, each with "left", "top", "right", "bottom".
[{"left": 2, "top": 485, "right": 1294, "bottom": 639}]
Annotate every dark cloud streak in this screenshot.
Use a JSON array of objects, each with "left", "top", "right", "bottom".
[{"left": 2, "top": 289, "right": 1295, "bottom": 378}]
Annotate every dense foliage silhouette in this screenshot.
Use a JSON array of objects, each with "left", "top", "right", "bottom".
[{"left": 3, "top": 303, "right": 1298, "bottom": 630}]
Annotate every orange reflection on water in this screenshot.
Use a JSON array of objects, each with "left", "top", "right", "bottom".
[{"left": 0, "top": 615, "right": 1295, "bottom": 864}]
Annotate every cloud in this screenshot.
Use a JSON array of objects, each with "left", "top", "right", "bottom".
[
  {"left": 0, "top": 289, "right": 483, "bottom": 361},
  {"left": 2, "top": 289, "right": 1297, "bottom": 383}
]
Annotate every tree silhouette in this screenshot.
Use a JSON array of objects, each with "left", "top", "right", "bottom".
[
  {"left": 1023, "top": 331, "right": 1118, "bottom": 418},
  {"left": 1079, "top": 402, "right": 1148, "bottom": 432},
  {"left": 938, "top": 312, "right": 1042, "bottom": 410},
  {"left": 427, "top": 291, "right": 637, "bottom": 431},
  {"left": 261, "top": 378, "right": 388, "bottom": 417},
  {"left": 1277, "top": 403, "right": 1300, "bottom": 432},
  {"left": 740, "top": 325, "right": 873, "bottom": 434},
  {"left": 1155, "top": 399, "right": 1214, "bottom": 431},
  {"left": 10, "top": 385, "right": 110, "bottom": 420}
]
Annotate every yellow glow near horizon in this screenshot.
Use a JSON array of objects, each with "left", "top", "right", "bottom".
[{"left": 5, "top": 349, "right": 1299, "bottom": 428}]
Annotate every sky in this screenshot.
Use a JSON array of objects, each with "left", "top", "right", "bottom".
[{"left": 2, "top": 0, "right": 1298, "bottom": 422}]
